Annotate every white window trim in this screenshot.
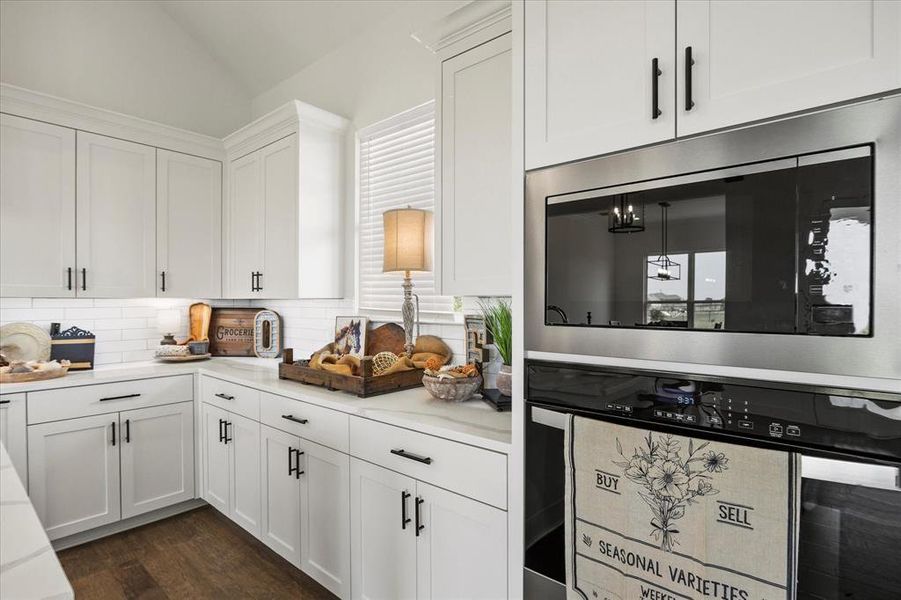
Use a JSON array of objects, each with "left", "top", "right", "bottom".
[{"left": 354, "top": 101, "right": 455, "bottom": 324}]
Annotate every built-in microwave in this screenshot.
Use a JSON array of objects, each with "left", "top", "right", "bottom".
[{"left": 525, "top": 96, "right": 901, "bottom": 380}]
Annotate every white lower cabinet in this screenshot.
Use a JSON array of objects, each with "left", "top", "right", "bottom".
[
  {"left": 202, "top": 403, "right": 230, "bottom": 514},
  {"left": 260, "top": 424, "right": 302, "bottom": 565},
  {"left": 120, "top": 402, "right": 194, "bottom": 519},
  {"left": 350, "top": 458, "right": 507, "bottom": 600},
  {"left": 350, "top": 458, "right": 417, "bottom": 600},
  {"left": 0, "top": 393, "right": 27, "bottom": 486},
  {"left": 28, "top": 413, "right": 121, "bottom": 540}
]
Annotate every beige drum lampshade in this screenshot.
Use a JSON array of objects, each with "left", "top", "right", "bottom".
[{"left": 383, "top": 208, "right": 433, "bottom": 273}]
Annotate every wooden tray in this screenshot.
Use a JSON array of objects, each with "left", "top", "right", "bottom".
[
  {"left": 0, "top": 367, "right": 69, "bottom": 384},
  {"left": 154, "top": 353, "right": 211, "bottom": 363},
  {"left": 278, "top": 349, "right": 423, "bottom": 398}
]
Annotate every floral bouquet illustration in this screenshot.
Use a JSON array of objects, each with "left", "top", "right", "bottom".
[{"left": 613, "top": 432, "right": 729, "bottom": 552}]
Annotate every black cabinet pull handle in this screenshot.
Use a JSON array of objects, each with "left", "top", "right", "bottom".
[
  {"left": 390, "top": 448, "right": 432, "bottom": 465},
  {"left": 0, "top": 399, "right": 11, "bottom": 405},
  {"left": 218, "top": 418, "right": 225, "bottom": 443},
  {"left": 401, "top": 491, "right": 411, "bottom": 530},
  {"left": 256, "top": 272, "right": 262, "bottom": 292},
  {"left": 251, "top": 271, "right": 255, "bottom": 292},
  {"left": 81, "top": 268, "right": 87, "bottom": 291},
  {"left": 67, "top": 267, "right": 72, "bottom": 291},
  {"left": 111, "top": 421, "right": 116, "bottom": 446},
  {"left": 224, "top": 421, "right": 232, "bottom": 444},
  {"left": 161, "top": 271, "right": 166, "bottom": 292},
  {"left": 215, "top": 393, "right": 234, "bottom": 401},
  {"left": 415, "top": 496, "right": 424, "bottom": 536},
  {"left": 99, "top": 393, "right": 141, "bottom": 402},
  {"left": 651, "top": 57, "right": 662, "bottom": 119},
  {"left": 685, "top": 46, "right": 695, "bottom": 111},
  {"left": 288, "top": 446, "right": 297, "bottom": 477},
  {"left": 281, "top": 414, "right": 308, "bottom": 425},
  {"left": 125, "top": 419, "right": 130, "bottom": 443},
  {"left": 295, "top": 450, "right": 304, "bottom": 478}
]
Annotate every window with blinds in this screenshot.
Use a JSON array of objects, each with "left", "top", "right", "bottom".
[{"left": 357, "top": 101, "right": 454, "bottom": 319}]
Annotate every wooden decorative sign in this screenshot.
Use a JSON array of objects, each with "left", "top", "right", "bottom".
[{"left": 209, "top": 308, "right": 259, "bottom": 356}]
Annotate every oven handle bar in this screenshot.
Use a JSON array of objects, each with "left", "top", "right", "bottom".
[{"left": 801, "top": 456, "right": 899, "bottom": 492}]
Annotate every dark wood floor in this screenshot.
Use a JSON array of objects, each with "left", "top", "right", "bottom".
[{"left": 58, "top": 506, "right": 336, "bottom": 600}]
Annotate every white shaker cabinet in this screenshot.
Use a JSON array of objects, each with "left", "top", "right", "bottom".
[
  {"left": 0, "top": 393, "right": 27, "bottom": 487},
  {"left": 202, "top": 403, "right": 231, "bottom": 515},
  {"left": 350, "top": 458, "right": 418, "bottom": 600},
  {"left": 28, "top": 413, "right": 121, "bottom": 540},
  {"left": 156, "top": 149, "right": 222, "bottom": 298},
  {"left": 300, "top": 438, "right": 351, "bottom": 599},
  {"left": 223, "top": 101, "right": 347, "bottom": 299},
  {"left": 76, "top": 131, "right": 156, "bottom": 297},
  {"left": 416, "top": 481, "right": 507, "bottom": 600},
  {"left": 119, "top": 402, "right": 195, "bottom": 519},
  {"left": 439, "top": 32, "right": 513, "bottom": 296},
  {"left": 676, "top": 0, "right": 901, "bottom": 136},
  {"left": 0, "top": 114, "right": 76, "bottom": 297},
  {"left": 524, "top": 0, "right": 676, "bottom": 169},
  {"left": 260, "top": 424, "right": 303, "bottom": 566}
]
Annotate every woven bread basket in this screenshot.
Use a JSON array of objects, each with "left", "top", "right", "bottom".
[{"left": 421, "top": 374, "right": 482, "bottom": 403}]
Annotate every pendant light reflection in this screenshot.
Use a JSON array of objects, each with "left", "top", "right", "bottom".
[
  {"left": 647, "top": 202, "right": 681, "bottom": 281},
  {"left": 608, "top": 194, "right": 645, "bottom": 233}
]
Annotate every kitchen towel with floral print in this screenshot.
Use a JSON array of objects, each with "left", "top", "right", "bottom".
[{"left": 564, "top": 415, "right": 800, "bottom": 600}]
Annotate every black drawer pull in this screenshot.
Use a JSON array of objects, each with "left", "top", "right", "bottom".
[
  {"left": 125, "top": 419, "right": 130, "bottom": 443},
  {"left": 99, "top": 393, "right": 141, "bottom": 402},
  {"left": 390, "top": 448, "right": 432, "bottom": 465},
  {"left": 81, "top": 267, "right": 87, "bottom": 291},
  {"left": 281, "top": 414, "right": 308, "bottom": 425},
  {"left": 415, "top": 496, "right": 424, "bottom": 536},
  {"left": 67, "top": 267, "right": 72, "bottom": 291},
  {"left": 685, "top": 46, "right": 695, "bottom": 111},
  {"left": 111, "top": 421, "right": 116, "bottom": 446},
  {"left": 0, "top": 400, "right": 10, "bottom": 405},
  {"left": 401, "top": 491, "right": 411, "bottom": 529},
  {"left": 651, "top": 57, "right": 662, "bottom": 119},
  {"left": 215, "top": 393, "right": 235, "bottom": 401}
]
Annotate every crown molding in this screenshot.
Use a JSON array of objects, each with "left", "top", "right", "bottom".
[
  {"left": 412, "top": 0, "right": 512, "bottom": 56},
  {"left": 0, "top": 83, "right": 225, "bottom": 160}
]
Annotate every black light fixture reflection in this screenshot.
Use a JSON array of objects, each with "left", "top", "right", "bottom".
[
  {"left": 608, "top": 194, "right": 644, "bottom": 233},
  {"left": 647, "top": 202, "right": 681, "bottom": 281}
]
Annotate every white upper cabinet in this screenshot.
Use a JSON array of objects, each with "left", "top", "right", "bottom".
[
  {"left": 677, "top": 0, "right": 901, "bottom": 136},
  {"left": 76, "top": 132, "right": 156, "bottom": 297},
  {"left": 0, "top": 114, "right": 76, "bottom": 297},
  {"left": 525, "top": 0, "right": 676, "bottom": 169},
  {"left": 439, "top": 32, "right": 513, "bottom": 296},
  {"left": 156, "top": 149, "right": 222, "bottom": 298},
  {"left": 223, "top": 102, "right": 347, "bottom": 299}
]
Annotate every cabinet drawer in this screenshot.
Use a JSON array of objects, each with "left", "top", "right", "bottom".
[
  {"left": 349, "top": 417, "right": 507, "bottom": 509},
  {"left": 260, "top": 392, "right": 349, "bottom": 453},
  {"left": 201, "top": 376, "right": 260, "bottom": 420},
  {"left": 27, "top": 375, "right": 193, "bottom": 424}
]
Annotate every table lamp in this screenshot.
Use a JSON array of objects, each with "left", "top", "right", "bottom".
[{"left": 383, "top": 207, "right": 433, "bottom": 356}]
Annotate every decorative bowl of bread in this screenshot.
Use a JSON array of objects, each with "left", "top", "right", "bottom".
[{"left": 422, "top": 362, "right": 482, "bottom": 403}]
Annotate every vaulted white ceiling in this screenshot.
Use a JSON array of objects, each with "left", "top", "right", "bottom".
[{"left": 157, "top": 0, "right": 410, "bottom": 96}]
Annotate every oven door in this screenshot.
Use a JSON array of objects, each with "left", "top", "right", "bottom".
[{"left": 524, "top": 404, "right": 901, "bottom": 600}]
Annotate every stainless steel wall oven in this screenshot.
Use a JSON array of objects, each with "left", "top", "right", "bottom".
[{"left": 525, "top": 97, "right": 901, "bottom": 379}]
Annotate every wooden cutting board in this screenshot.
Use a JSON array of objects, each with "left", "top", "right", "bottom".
[{"left": 209, "top": 308, "right": 258, "bottom": 356}]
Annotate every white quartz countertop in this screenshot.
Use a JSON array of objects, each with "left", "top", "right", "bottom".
[
  {"left": 0, "top": 358, "right": 513, "bottom": 453},
  {"left": 0, "top": 442, "right": 73, "bottom": 600}
]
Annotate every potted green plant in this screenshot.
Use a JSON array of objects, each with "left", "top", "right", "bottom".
[{"left": 480, "top": 299, "right": 512, "bottom": 397}]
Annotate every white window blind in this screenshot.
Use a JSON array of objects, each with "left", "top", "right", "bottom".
[{"left": 358, "top": 101, "right": 453, "bottom": 319}]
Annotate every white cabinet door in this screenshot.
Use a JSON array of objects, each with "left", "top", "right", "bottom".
[
  {"left": 157, "top": 149, "right": 222, "bottom": 298},
  {"left": 76, "top": 131, "right": 156, "bottom": 297},
  {"left": 228, "top": 412, "right": 261, "bottom": 536},
  {"left": 260, "top": 424, "right": 302, "bottom": 566},
  {"left": 27, "top": 414, "right": 121, "bottom": 540},
  {"left": 439, "top": 33, "right": 513, "bottom": 296},
  {"left": 259, "top": 134, "right": 298, "bottom": 299},
  {"left": 225, "top": 150, "right": 264, "bottom": 298},
  {"left": 0, "top": 393, "right": 27, "bottom": 487},
  {"left": 300, "top": 438, "right": 350, "bottom": 598},
  {"left": 0, "top": 114, "right": 76, "bottom": 297},
  {"left": 120, "top": 402, "right": 195, "bottom": 519},
  {"left": 415, "top": 482, "right": 507, "bottom": 600},
  {"left": 525, "top": 0, "right": 676, "bottom": 168},
  {"left": 350, "top": 458, "right": 417, "bottom": 600},
  {"left": 677, "top": 0, "right": 901, "bottom": 136},
  {"left": 202, "top": 403, "right": 230, "bottom": 515}
]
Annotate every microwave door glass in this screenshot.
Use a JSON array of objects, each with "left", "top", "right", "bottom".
[{"left": 544, "top": 148, "right": 873, "bottom": 336}]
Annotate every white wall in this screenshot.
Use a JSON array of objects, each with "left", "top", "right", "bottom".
[{"left": 0, "top": 0, "right": 251, "bottom": 137}]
